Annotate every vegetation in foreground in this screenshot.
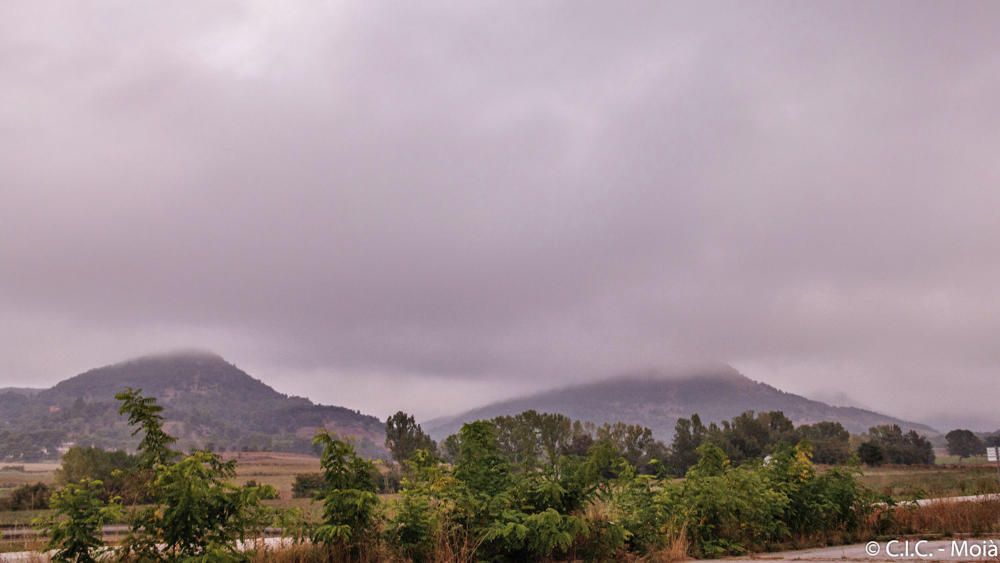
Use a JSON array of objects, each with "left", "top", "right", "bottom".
[{"left": 10, "top": 390, "right": 998, "bottom": 562}]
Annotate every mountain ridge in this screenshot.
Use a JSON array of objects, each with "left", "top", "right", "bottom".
[
  {"left": 0, "top": 351, "right": 387, "bottom": 461},
  {"left": 424, "top": 365, "right": 936, "bottom": 440}
]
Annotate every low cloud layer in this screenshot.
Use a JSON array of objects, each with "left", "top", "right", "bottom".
[{"left": 2, "top": 2, "right": 999, "bottom": 428}]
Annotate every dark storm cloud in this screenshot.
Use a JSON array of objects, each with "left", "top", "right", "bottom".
[{"left": 2, "top": 1, "right": 999, "bottom": 425}]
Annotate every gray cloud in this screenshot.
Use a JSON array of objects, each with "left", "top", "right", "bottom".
[{"left": 2, "top": 1, "right": 999, "bottom": 427}]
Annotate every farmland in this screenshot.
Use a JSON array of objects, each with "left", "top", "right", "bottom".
[{"left": 859, "top": 464, "right": 1000, "bottom": 500}]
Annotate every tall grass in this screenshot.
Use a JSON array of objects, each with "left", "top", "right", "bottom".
[
  {"left": 255, "top": 497, "right": 1000, "bottom": 562},
  {"left": 887, "top": 497, "right": 1000, "bottom": 537}
]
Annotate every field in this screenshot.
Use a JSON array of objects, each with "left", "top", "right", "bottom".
[
  {"left": 859, "top": 464, "right": 1000, "bottom": 500},
  {"left": 0, "top": 453, "right": 332, "bottom": 552},
  {"left": 0, "top": 464, "right": 58, "bottom": 490},
  {"left": 0, "top": 453, "right": 325, "bottom": 519},
  {"left": 228, "top": 451, "right": 320, "bottom": 498},
  {"left": 933, "top": 453, "right": 994, "bottom": 466}
]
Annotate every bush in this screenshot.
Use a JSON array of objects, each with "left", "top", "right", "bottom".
[
  {"left": 860, "top": 425, "right": 935, "bottom": 465},
  {"left": 292, "top": 472, "right": 325, "bottom": 498},
  {"left": 56, "top": 446, "right": 142, "bottom": 502},
  {"left": 37, "top": 478, "right": 119, "bottom": 563},
  {"left": 662, "top": 444, "right": 788, "bottom": 556},
  {"left": 116, "top": 390, "right": 270, "bottom": 561},
  {"left": 311, "top": 432, "right": 380, "bottom": 556},
  {"left": 0, "top": 482, "right": 51, "bottom": 511}
]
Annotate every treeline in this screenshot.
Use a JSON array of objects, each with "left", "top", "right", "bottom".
[
  {"left": 323, "top": 414, "right": 880, "bottom": 560},
  {"left": 282, "top": 417, "right": 883, "bottom": 561},
  {"left": 383, "top": 409, "right": 935, "bottom": 480},
  {"left": 858, "top": 425, "right": 935, "bottom": 466}
]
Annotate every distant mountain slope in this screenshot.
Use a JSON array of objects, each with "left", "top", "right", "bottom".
[
  {"left": 0, "top": 351, "right": 386, "bottom": 461},
  {"left": 0, "top": 387, "right": 42, "bottom": 397},
  {"left": 424, "top": 365, "right": 935, "bottom": 440}
]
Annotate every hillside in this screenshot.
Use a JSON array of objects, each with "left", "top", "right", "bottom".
[
  {"left": 0, "top": 351, "right": 386, "bottom": 461},
  {"left": 424, "top": 365, "right": 936, "bottom": 440}
]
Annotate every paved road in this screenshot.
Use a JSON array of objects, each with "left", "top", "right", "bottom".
[
  {"left": 0, "top": 537, "right": 295, "bottom": 562},
  {"left": 912, "top": 493, "right": 999, "bottom": 507},
  {"left": 725, "top": 538, "right": 1000, "bottom": 561}
]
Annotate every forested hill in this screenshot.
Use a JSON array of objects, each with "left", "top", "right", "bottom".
[
  {"left": 424, "top": 365, "right": 936, "bottom": 440},
  {"left": 0, "top": 351, "right": 386, "bottom": 461}
]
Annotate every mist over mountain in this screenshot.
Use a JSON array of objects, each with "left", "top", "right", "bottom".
[
  {"left": 424, "top": 365, "right": 936, "bottom": 440},
  {"left": 0, "top": 351, "right": 386, "bottom": 461}
]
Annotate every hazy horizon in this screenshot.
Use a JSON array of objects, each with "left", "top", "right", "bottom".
[{"left": 3, "top": 2, "right": 1000, "bottom": 431}]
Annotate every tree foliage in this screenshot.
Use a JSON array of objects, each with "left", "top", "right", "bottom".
[
  {"left": 385, "top": 411, "right": 437, "bottom": 463},
  {"left": 38, "top": 479, "right": 119, "bottom": 563},
  {"left": 0, "top": 482, "right": 52, "bottom": 511},
  {"left": 55, "top": 446, "right": 143, "bottom": 502},
  {"left": 35, "top": 400, "right": 891, "bottom": 562},
  {"left": 945, "top": 429, "right": 985, "bottom": 462},
  {"left": 312, "top": 432, "right": 380, "bottom": 553},
  {"left": 114, "top": 388, "right": 178, "bottom": 469},
  {"left": 858, "top": 425, "right": 935, "bottom": 466}
]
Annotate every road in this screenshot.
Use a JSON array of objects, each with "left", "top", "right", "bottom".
[{"left": 725, "top": 538, "right": 1000, "bottom": 561}]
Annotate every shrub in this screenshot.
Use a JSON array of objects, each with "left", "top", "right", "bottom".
[
  {"left": 1, "top": 482, "right": 52, "bottom": 511},
  {"left": 56, "top": 446, "right": 142, "bottom": 502},
  {"left": 114, "top": 390, "right": 271, "bottom": 561},
  {"left": 292, "top": 472, "right": 325, "bottom": 498},
  {"left": 37, "top": 478, "right": 119, "bottom": 563},
  {"left": 312, "top": 432, "right": 380, "bottom": 555},
  {"left": 120, "top": 452, "right": 272, "bottom": 560}
]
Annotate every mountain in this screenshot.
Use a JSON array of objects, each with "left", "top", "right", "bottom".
[
  {"left": 0, "top": 351, "right": 386, "bottom": 461},
  {"left": 424, "top": 365, "right": 936, "bottom": 440},
  {"left": 0, "top": 387, "right": 42, "bottom": 397}
]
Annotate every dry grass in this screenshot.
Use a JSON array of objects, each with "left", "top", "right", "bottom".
[
  {"left": 227, "top": 451, "right": 322, "bottom": 500},
  {"left": 645, "top": 532, "right": 689, "bottom": 562},
  {"left": 249, "top": 542, "right": 404, "bottom": 563},
  {"left": 886, "top": 496, "right": 1000, "bottom": 537}
]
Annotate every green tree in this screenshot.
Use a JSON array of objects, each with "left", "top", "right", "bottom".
[
  {"left": 1, "top": 482, "right": 51, "bottom": 511},
  {"left": 312, "top": 432, "right": 380, "bottom": 554},
  {"left": 945, "top": 429, "right": 985, "bottom": 463},
  {"left": 115, "top": 387, "right": 177, "bottom": 468},
  {"left": 489, "top": 411, "right": 576, "bottom": 470},
  {"left": 454, "top": 421, "right": 510, "bottom": 497},
  {"left": 595, "top": 421, "right": 667, "bottom": 474},
  {"left": 663, "top": 443, "right": 787, "bottom": 557},
  {"left": 291, "top": 472, "right": 324, "bottom": 498},
  {"left": 857, "top": 442, "right": 884, "bottom": 466},
  {"left": 796, "top": 422, "right": 851, "bottom": 465},
  {"left": 440, "top": 433, "right": 462, "bottom": 463},
  {"left": 385, "top": 411, "right": 437, "bottom": 463},
  {"left": 38, "top": 479, "right": 120, "bottom": 563},
  {"left": 864, "top": 425, "right": 934, "bottom": 465},
  {"left": 124, "top": 451, "right": 269, "bottom": 560},
  {"left": 114, "top": 390, "right": 270, "bottom": 561},
  {"left": 668, "top": 414, "right": 707, "bottom": 476},
  {"left": 387, "top": 450, "right": 451, "bottom": 562},
  {"left": 56, "top": 446, "right": 141, "bottom": 501}
]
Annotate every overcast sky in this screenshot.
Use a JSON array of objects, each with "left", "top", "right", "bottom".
[{"left": 2, "top": 2, "right": 999, "bottom": 429}]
